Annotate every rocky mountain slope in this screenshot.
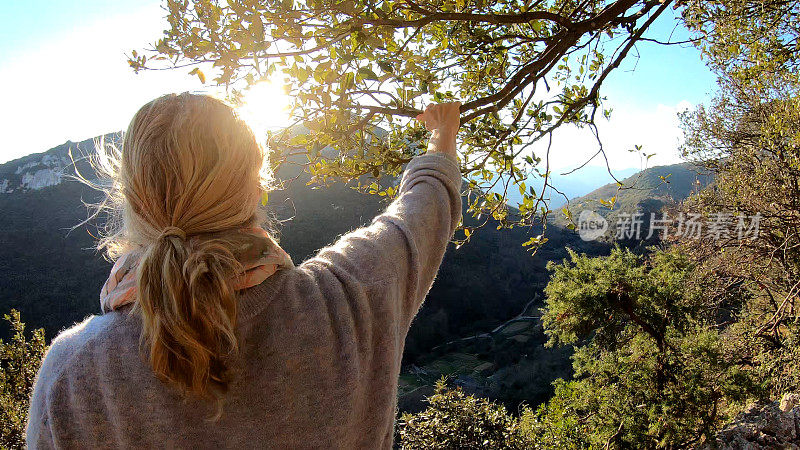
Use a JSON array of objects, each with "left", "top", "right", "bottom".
[
  {"left": 503, "top": 165, "right": 640, "bottom": 207},
  {"left": 711, "top": 393, "right": 800, "bottom": 448},
  {"left": 0, "top": 135, "right": 116, "bottom": 193}
]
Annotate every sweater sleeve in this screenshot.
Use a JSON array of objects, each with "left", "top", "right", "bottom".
[{"left": 299, "top": 152, "right": 462, "bottom": 329}]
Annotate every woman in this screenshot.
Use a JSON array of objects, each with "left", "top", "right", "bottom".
[{"left": 25, "top": 92, "right": 462, "bottom": 449}]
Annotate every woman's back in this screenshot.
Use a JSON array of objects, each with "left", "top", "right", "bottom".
[{"left": 26, "top": 151, "right": 463, "bottom": 449}]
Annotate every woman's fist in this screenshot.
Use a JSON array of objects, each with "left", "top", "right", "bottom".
[
  {"left": 415, "top": 101, "right": 461, "bottom": 159},
  {"left": 415, "top": 102, "right": 461, "bottom": 135}
]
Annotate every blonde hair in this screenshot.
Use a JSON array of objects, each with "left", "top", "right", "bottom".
[{"left": 88, "top": 93, "right": 270, "bottom": 412}]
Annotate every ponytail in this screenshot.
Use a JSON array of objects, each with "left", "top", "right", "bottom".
[
  {"left": 90, "top": 93, "right": 271, "bottom": 416},
  {"left": 136, "top": 226, "right": 242, "bottom": 411}
]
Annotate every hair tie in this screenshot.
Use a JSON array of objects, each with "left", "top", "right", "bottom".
[{"left": 159, "top": 226, "right": 186, "bottom": 241}]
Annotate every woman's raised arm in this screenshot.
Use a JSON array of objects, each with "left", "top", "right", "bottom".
[{"left": 299, "top": 102, "right": 463, "bottom": 330}]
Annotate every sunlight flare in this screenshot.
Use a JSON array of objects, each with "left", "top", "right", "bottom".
[{"left": 236, "top": 76, "right": 292, "bottom": 138}]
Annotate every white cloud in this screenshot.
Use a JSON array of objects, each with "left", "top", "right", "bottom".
[{"left": 539, "top": 99, "right": 693, "bottom": 173}]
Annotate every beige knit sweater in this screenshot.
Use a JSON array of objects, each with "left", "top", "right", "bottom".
[{"left": 26, "top": 153, "right": 462, "bottom": 449}]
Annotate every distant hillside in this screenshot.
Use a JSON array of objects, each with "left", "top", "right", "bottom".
[
  {"left": 0, "top": 135, "right": 120, "bottom": 341},
  {"left": 555, "top": 162, "right": 714, "bottom": 237},
  {"left": 549, "top": 165, "right": 640, "bottom": 202},
  {"left": 0, "top": 134, "right": 609, "bottom": 394},
  {"left": 503, "top": 165, "right": 640, "bottom": 207}
]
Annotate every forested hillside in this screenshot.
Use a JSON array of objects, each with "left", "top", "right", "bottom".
[
  {"left": 0, "top": 134, "right": 607, "bottom": 366},
  {"left": 557, "top": 162, "right": 714, "bottom": 228}
]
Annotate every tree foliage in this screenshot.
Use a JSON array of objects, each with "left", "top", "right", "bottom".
[
  {"left": 679, "top": 89, "right": 800, "bottom": 396},
  {"left": 130, "top": 0, "right": 678, "bottom": 246},
  {"left": 679, "top": 0, "right": 800, "bottom": 398},
  {"left": 531, "top": 247, "right": 754, "bottom": 448},
  {"left": 398, "top": 377, "right": 532, "bottom": 449},
  {"left": 682, "top": 0, "right": 800, "bottom": 84},
  {"left": 0, "top": 310, "right": 46, "bottom": 449}
]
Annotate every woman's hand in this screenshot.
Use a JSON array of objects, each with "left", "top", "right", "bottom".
[{"left": 416, "top": 102, "right": 461, "bottom": 159}]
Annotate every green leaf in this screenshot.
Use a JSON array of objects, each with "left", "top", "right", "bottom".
[
  {"left": 289, "top": 134, "right": 308, "bottom": 145},
  {"left": 356, "top": 67, "right": 379, "bottom": 81},
  {"left": 377, "top": 60, "right": 393, "bottom": 72}
]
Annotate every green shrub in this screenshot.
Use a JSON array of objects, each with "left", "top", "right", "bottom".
[
  {"left": 398, "top": 377, "right": 532, "bottom": 449},
  {"left": 0, "top": 310, "right": 46, "bottom": 449},
  {"left": 530, "top": 247, "right": 755, "bottom": 448}
]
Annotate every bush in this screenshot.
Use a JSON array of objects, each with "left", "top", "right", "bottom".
[
  {"left": 398, "top": 377, "right": 532, "bottom": 449},
  {"left": 530, "top": 247, "right": 755, "bottom": 448},
  {"left": 0, "top": 310, "right": 46, "bottom": 449}
]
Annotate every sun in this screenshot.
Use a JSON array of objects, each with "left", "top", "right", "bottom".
[{"left": 236, "top": 76, "right": 292, "bottom": 137}]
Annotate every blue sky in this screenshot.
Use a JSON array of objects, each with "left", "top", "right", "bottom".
[
  {"left": 0, "top": 0, "right": 201, "bottom": 164},
  {"left": 603, "top": 11, "right": 715, "bottom": 107},
  {"left": 1, "top": 0, "right": 143, "bottom": 62},
  {"left": 0, "top": 1, "right": 716, "bottom": 170},
  {"left": 545, "top": 8, "right": 717, "bottom": 172}
]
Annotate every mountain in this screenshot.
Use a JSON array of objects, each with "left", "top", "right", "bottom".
[
  {"left": 0, "top": 134, "right": 595, "bottom": 341},
  {"left": 0, "top": 135, "right": 120, "bottom": 342},
  {"left": 548, "top": 165, "right": 640, "bottom": 202},
  {"left": 0, "top": 134, "right": 613, "bottom": 411},
  {"left": 501, "top": 165, "right": 640, "bottom": 207},
  {"left": 554, "top": 162, "right": 715, "bottom": 236},
  {"left": 562, "top": 162, "right": 713, "bottom": 210},
  {"left": 0, "top": 140, "right": 98, "bottom": 193}
]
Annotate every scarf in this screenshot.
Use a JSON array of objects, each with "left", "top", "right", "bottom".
[{"left": 100, "top": 227, "right": 293, "bottom": 313}]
